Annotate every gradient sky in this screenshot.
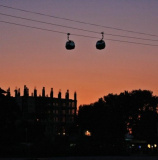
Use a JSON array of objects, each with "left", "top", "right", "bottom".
[{"left": 1, "top": 0, "right": 158, "bottom": 107}]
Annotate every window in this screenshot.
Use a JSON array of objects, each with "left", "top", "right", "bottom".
[
  {"left": 72, "top": 109, "right": 75, "bottom": 115},
  {"left": 84, "top": 130, "right": 91, "bottom": 136},
  {"left": 72, "top": 102, "right": 75, "bottom": 107},
  {"left": 69, "top": 110, "right": 72, "bottom": 115},
  {"left": 69, "top": 102, "right": 72, "bottom": 107},
  {"left": 62, "top": 110, "right": 66, "bottom": 115},
  {"left": 62, "top": 117, "right": 65, "bottom": 123}
]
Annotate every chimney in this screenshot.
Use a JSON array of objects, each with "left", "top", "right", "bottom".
[
  {"left": 42, "top": 87, "right": 45, "bottom": 97},
  {"left": 34, "top": 87, "right": 37, "bottom": 97},
  {"left": 74, "top": 92, "right": 77, "bottom": 100},
  {"left": 7, "top": 87, "right": 11, "bottom": 97},
  {"left": 18, "top": 88, "right": 20, "bottom": 96},
  {"left": 15, "top": 88, "right": 18, "bottom": 97},
  {"left": 50, "top": 88, "right": 53, "bottom": 98},
  {"left": 24, "top": 85, "right": 29, "bottom": 97},
  {"left": 65, "top": 90, "right": 69, "bottom": 100},
  {"left": 58, "top": 90, "right": 61, "bottom": 99}
]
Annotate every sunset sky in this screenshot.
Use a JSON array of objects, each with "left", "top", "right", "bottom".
[{"left": 1, "top": 0, "right": 158, "bottom": 107}]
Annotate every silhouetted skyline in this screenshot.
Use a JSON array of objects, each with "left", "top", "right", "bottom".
[{"left": 0, "top": 87, "right": 158, "bottom": 157}]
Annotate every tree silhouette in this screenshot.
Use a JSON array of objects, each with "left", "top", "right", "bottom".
[{"left": 78, "top": 89, "right": 158, "bottom": 154}]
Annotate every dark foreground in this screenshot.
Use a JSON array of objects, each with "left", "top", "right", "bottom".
[{"left": 0, "top": 156, "right": 158, "bottom": 160}]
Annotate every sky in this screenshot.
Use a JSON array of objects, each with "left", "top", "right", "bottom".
[{"left": 0, "top": 0, "right": 158, "bottom": 107}]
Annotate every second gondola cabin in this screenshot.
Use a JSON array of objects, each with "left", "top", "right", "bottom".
[
  {"left": 96, "top": 39, "right": 105, "bottom": 50},
  {"left": 66, "top": 40, "right": 75, "bottom": 50}
]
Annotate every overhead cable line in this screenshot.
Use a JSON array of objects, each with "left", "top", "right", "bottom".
[
  {"left": 0, "top": 20, "right": 66, "bottom": 34},
  {"left": 1, "top": 12, "right": 158, "bottom": 42},
  {"left": 0, "top": 12, "right": 100, "bottom": 34},
  {"left": 0, "top": 4, "right": 158, "bottom": 38},
  {"left": 1, "top": 20, "right": 158, "bottom": 47}
]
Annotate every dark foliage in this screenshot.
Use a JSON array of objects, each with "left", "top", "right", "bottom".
[
  {"left": 77, "top": 89, "right": 158, "bottom": 154},
  {"left": 0, "top": 89, "right": 158, "bottom": 157}
]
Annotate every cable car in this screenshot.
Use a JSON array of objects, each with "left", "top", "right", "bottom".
[
  {"left": 66, "top": 40, "right": 75, "bottom": 50},
  {"left": 96, "top": 32, "right": 106, "bottom": 50},
  {"left": 65, "top": 33, "right": 75, "bottom": 50},
  {"left": 96, "top": 40, "right": 105, "bottom": 50}
]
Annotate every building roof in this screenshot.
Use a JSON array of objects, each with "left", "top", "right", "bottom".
[{"left": 0, "top": 88, "right": 7, "bottom": 94}]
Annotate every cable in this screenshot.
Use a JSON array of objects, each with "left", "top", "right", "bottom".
[
  {"left": 1, "top": 12, "right": 158, "bottom": 42},
  {"left": 0, "top": 12, "right": 100, "bottom": 34},
  {"left": 0, "top": 4, "right": 158, "bottom": 38},
  {"left": 1, "top": 20, "right": 158, "bottom": 47},
  {"left": 0, "top": 20, "right": 66, "bottom": 34}
]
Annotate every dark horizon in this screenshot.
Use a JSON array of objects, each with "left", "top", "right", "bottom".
[{"left": 0, "top": 88, "right": 158, "bottom": 157}]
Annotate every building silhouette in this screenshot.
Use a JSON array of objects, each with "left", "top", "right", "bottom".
[{"left": 14, "top": 85, "right": 77, "bottom": 138}]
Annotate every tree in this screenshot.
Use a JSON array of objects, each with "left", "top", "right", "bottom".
[
  {"left": 77, "top": 89, "right": 158, "bottom": 154},
  {"left": 78, "top": 98, "right": 126, "bottom": 154}
]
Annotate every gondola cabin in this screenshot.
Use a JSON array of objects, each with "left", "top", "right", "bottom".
[
  {"left": 66, "top": 40, "right": 75, "bottom": 50},
  {"left": 96, "top": 39, "right": 105, "bottom": 50}
]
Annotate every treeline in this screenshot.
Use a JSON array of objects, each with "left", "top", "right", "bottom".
[
  {"left": 77, "top": 90, "right": 158, "bottom": 155},
  {"left": 0, "top": 89, "right": 158, "bottom": 157}
]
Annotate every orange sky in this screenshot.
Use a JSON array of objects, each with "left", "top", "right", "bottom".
[{"left": 1, "top": 0, "right": 158, "bottom": 107}]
